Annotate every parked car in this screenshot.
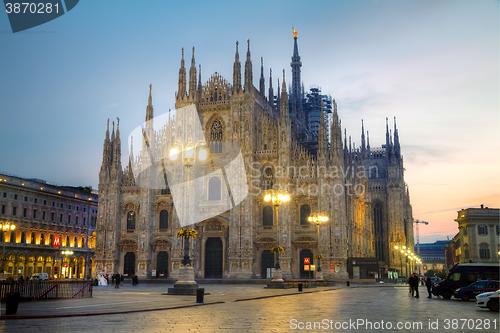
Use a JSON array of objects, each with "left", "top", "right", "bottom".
[
  {"left": 30, "top": 273, "right": 49, "bottom": 281},
  {"left": 432, "top": 263, "right": 499, "bottom": 299},
  {"left": 476, "top": 290, "right": 499, "bottom": 312},
  {"left": 454, "top": 280, "right": 499, "bottom": 301}
]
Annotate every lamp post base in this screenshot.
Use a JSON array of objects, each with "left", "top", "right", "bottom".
[
  {"left": 316, "top": 271, "right": 323, "bottom": 280},
  {"left": 167, "top": 265, "right": 199, "bottom": 295},
  {"left": 265, "top": 269, "right": 289, "bottom": 289}
]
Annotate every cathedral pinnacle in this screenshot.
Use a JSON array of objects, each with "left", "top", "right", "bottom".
[
  {"left": 146, "top": 84, "right": 154, "bottom": 121},
  {"left": 189, "top": 46, "right": 197, "bottom": 99},
  {"left": 259, "top": 57, "right": 265, "bottom": 95},
  {"left": 244, "top": 39, "right": 253, "bottom": 92},
  {"left": 233, "top": 41, "right": 242, "bottom": 93},
  {"left": 178, "top": 48, "right": 187, "bottom": 99}
]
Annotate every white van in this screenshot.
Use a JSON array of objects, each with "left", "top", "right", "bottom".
[{"left": 30, "top": 273, "right": 49, "bottom": 281}]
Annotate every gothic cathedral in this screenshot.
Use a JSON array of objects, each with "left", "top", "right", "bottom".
[{"left": 95, "top": 32, "right": 414, "bottom": 280}]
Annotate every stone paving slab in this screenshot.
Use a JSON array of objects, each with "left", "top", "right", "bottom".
[{"left": 0, "top": 283, "right": 498, "bottom": 333}]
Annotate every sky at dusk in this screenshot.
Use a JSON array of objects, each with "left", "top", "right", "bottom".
[{"left": 0, "top": 0, "right": 498, "bottom": 244}]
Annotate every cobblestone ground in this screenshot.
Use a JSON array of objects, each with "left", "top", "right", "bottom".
[{"left": 0, "top": 284, "right": 498, "bottom": 332}]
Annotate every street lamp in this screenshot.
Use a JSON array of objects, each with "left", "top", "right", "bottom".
[
  {"left": 264, "top": 189, "right": 290, "bottom": 282},
  {"left": 308, "top": 213, "right": 328, "bottom": 280},
  {"left": 0, "top": 221, "right": 16, "bottom": 280},
  {"left": 169, "top": 139, "right": 207, "bottom": 267},
  {"left": 167, "top": 139, "right": 207, "bottom": 295}
]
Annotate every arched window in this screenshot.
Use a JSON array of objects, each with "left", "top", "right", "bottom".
[
  {"left": 66, "top": 236, "right": 70, "bottom": 247},
  {"left": 208, "top": 177, "right": 221, "bottom": 201},
  {"left": 300, "top": 205, "right": 311, "bottom": 225},
  {"left": 263, "top": 206, "right": 273, "bottom": 226},
  {"left": 263, "top": 166, "right": 274, "bottom": 190},
  {"left": 40, "top": 233, "right": 45, "bottom": 245},
  {"left": 30, "top": 232, "right": 36, "bottom": 244},
  {"left": 49, "top": 234, "right": 54, "bottom": 246},
  {"left": 373, "top": 203, "right": 385, "bottom": 262},
  {"left": 82, "top": 238, "right": 85, "bottom": 248},
  {"left": 74, "top": 237, "right": 77, "bottom": 247},
  {"left": 127, "top": 211, "right": 136, "bottom": 230},
  {"left": 21, "top": 231, "right": 26, "bottom": 244},
  {"left": 159, "top": 210, "right": 168, "bottom": 229},
  {"left": 10, "top": 231, "right": 16, "bottom": 243},
  {"left": 210, "top": 119, "right": 223, "bottom": 153}
]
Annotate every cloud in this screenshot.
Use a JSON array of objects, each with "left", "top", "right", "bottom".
[{"left": 108, "top": 103, "right": 119, "bottom": 109}]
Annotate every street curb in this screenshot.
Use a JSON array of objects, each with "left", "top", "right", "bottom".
[{"left": 0, "top": 301, "right": 225, "bottom": 320}]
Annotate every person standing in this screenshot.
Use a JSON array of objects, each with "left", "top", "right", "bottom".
[
  {"left": 115, "top": 273, "right": 121, "bottom": 289},
  {"left": 426, "top": 277, "right": 432, "bottom": 298}
]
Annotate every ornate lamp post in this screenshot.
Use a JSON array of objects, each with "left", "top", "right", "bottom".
[
  {"left": 308, "top": 213, "right": 328, "bottom": 280},
  {"left": 0, "top": 221, "right": 16, "bottom": 280},
  {"left": 167, "top": 140, "right": 207, "bottom": 295},
  {"left": 264, "top": 189, "right": 290, "bottom": 288}
]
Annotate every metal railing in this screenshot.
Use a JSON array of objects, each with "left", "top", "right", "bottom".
[{"left": 0, "top": 280, "right": 93, "bottom": 302}]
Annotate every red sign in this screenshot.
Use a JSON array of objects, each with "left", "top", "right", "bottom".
[
  {"left": 53, "top": 236, "right": 60, "bottom": 247},
  {"left": 304, "top": 265, "right": 310, "bottom": 271},
  {"left": 330, "top": 261, "right": 335, "bottom": 273},
  {"left": 304, "top": 258, "right": 310, "bottom": 264},
  {"left": 63, "top": 263, "right": 68, "bottom": 267}
]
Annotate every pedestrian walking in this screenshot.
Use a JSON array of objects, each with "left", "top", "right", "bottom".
[
  {"left": 426, "top": 277, "right": 432, "bottom": 298},
  {"left": 111, "top": 274, "right": 115, "bottom": 285},
  {"left": 410, "top": 273, "right": 419, "bottom": 298},
  {"left": 115, "top": 273, "right": 121, "bottom": 289}
]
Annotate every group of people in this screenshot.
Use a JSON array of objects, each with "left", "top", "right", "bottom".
[
  {"left": 94, "top": 273, "right": 139, "bottom": 288},
  {"left": 408, "top": 273, "right": 433, "bottom": 298}
]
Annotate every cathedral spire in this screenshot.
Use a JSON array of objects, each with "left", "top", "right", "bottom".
[
  {"left": 244, "top": 39, "right": 253, "bottom": 92},
  {"left": 198, "top": 64, "right": 202, "bottom": 92},
  {"left": 268, "top": 68, "right": 274, "bottom": 105},
  {"left": 367, "top": 130, "right": 371, "bottom": 150},
  {"left": 177, "top": 48, "right": 187, "bottom": 99},
  {"left": 146, "top": 84, "right": 154, "bottom": 122},
  {"left": 232, "top": 41, "right": 242, "bottom": 93},
  {"left": 188, "top": 46, "right": 197, "bottom": 99},
  {"left": 394, "top": 116, "right": 400, "bottom": 156},
  {"left": 99, "top": 119, "right": 111, "bottom": 183},
  {"left": 280, "top": 69, "right": 288, "bottom": 116},
  {"left": 259, "top": 57, "right": 265, "bottom": 95},
  {"left": 290, "top": 28, "right": 302, "bottom": 100},
  {"left": 361, "top": 119, "right": 366, "bottom": 152},
  {"left": 111, "top": 117, "right": 122, "bottom": 182},
  {"left": 385, "top": 117, "right": 390, "bottom": 148},
  {"left": 277, "top": 77, "right": 280, "bottom": 109},
  {"left": 344, "top": 128, "right": 347, "bottom": 151}
]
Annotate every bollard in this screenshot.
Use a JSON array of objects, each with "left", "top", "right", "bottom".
[
  {"left": 196, "top": 288, "right": 204, "bottom": 303},
  {"left": 298, "top": 283, "right": 303, "bottom": 292},
  {"left": 347, "top": 281, "right": 350, "bottom": 287}
]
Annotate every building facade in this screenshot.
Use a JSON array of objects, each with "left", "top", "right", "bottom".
[
  {"left": 415, "top": 240, "right": 447, "bottom": 274},
  {"left": 0, "top": 173, "right": 97, "bottom": 280},
  {"left": 449, "top": 205, "right": 500, "bottom": 268},
  {"left": 95, "top": 32, "right": 414, "bottom": 279}
]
